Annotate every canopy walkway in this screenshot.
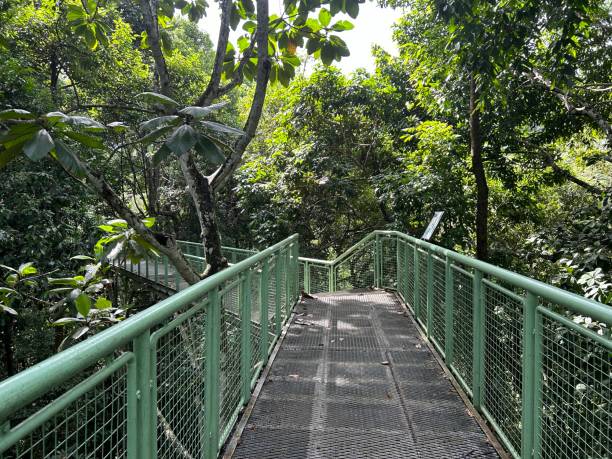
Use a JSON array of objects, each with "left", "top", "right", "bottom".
[{"left": 0, "top": 231, "right": 610, "bottom": 459}]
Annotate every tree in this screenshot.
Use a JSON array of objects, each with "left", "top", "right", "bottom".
[{"left": 0, "top": 0, "right": 361, "bottom": 283}]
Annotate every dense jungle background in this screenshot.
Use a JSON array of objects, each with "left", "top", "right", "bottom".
[{"left": 0, "top": 0, "right": 610, "bottom": 379}]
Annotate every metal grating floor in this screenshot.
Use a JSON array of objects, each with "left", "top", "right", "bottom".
[{"left": 231, "top": 291, "right": 499, "bottom": 458}]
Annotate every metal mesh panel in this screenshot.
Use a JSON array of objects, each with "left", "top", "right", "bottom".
[
  {"left": 380, "top": 236, "right": 397, "bottom": 289},
  {"left": 335, "top": 240, "right": 375, "bottom": 291},
  {"left": 538, "top": 312, "right": 611, "bottom": 459},
  {"left": 155, "top": 305, "right": 207, "bottom": 458},
  {"left": 405, "top": 243, "right": 415, "bottom": 312},
  {"left": 397, "top": 239, "right": 407, "bottom": 302},
  {"left": 220, "top": 284, "right": 242, "bottom": 434},
  {"left": 298, "top": 262, "right": 305, "bottom": 293},
  {"left": 6, "top": 363, "right": 129, "bottom": 458},
  {"left": 417, "top": 249, "right": 428, "bottom": 325},
  {"left": 250, "top": 266, "right": 263, "bottom": 379},
  {"left": 482, "top": 282, "right": 523, "bottom": 455},
  {"left": 430, "top": 255, "right": 446, "bottom": 350},
  {"left": 310, "top": 264, "right": 331, "bottom": 294},
  {"left": 451, "top": 266, "right": 473, "bottom": 389}
]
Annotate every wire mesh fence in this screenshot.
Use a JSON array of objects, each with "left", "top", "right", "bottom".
[{"left": 0, "top": 236, "right": 300, "bottom": 459}]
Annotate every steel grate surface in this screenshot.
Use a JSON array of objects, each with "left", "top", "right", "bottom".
[{"left": 232, "top": 291, "right": 498, "bottom": 458}]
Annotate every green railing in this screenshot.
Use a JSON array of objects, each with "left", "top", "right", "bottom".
[
  {"left": 116, "top": 243, "right": 259, "bottom": 291},
  {"left": 300, "top": 230, "right": 611, "bottom": 459},
  {"left": 0, "top": 235, "right": 299, "bottom": 458}
]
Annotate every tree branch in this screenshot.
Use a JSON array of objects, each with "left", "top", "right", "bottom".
[
  {"left": 210, "top": 0, "right": 270, "bottom": 192},
  {"left": 196, "top": 0, "right": 233, "bottom": 106},
  {"left": 531, "top": 70, "right": 612, "bottom": 150},
  {"left": 139, "top": 0, "right": 172, "bottom": 96}
]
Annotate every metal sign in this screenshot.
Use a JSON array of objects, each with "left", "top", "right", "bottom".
[{"left": 421, "top": 211, "right": 444, "bottom": 241}]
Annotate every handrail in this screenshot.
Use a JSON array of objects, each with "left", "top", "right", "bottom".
[
  {"left": 296, "top": 229, "right": 610, "bottom": 459},
  {"left": 0, "top": 233, "right": 300, "bottom": 457}
]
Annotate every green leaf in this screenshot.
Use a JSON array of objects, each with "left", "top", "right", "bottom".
[
  {"left": 0, "top": 109, "right": 35, "bottom": 120},
  {"left": 152, "top": 144, "right": 173, "bottom": 166},
  {"left": 65, "top": 116, "right": 106, "bottom": 132},
  {"left": 320, "top": 43, "right": 335, "bottom": 66},
  {"left": 0, "top": 305, "right": 17, "bottom": 315},
  {"left": 53, "top": 140, "right": 86, "bottom": 179},
  {"left": 194, "top": 135, "right": 225, "bottom": 165},
  {"left": 48, "top": 277, "right": 79, "bottom": 287},
  {"left": 0, "top": 286, "right": 16, "bottom": 295},
  {"left": 75, "top": 292, "right": 92, "bottom": 317},
  {"left": 139, "top": 115, "right": 180, "bottom": 134},
  {"left": 62, "top": 130, "right": 104, "bottom": 148},
  {"left": 138, "top": 125, "right": 176, "bottom": 146},
  {"left": 137, "top": 92, "right": 179, "bottom": 109},
  {"left": 142, "top": 217, "right": 156, "bottom": 228},
  {"left": 23, "top": 129, "right": 54, "bottom": 161},
  {"left": 107, "top": 219, "right": 128, "bottom": 228},
  {"left": 165, "top": 125, "right": 198, "bottom": 156},
  {"left": 44, "top": 111, "right": 69, "bottom": 123},
  {"left": 71, "top": 326, "right": 90, "bottom": 339},
  {"left": 200, "top": 121, "right": 245, "bottom": 137},
  {"left": 18, "top": 262, "right": 37, "bottom": 276},
  {"left": 331, "top": 20, "right": 354, "bottom": 31},
  {"left": 0, "top": 144, "right": 24, "bottom": 169},
  {"left": 71, "top": 255, "right": 96, "bottom": 261},
  {"left": 345, "top": 0, "right": 359, "bottom": 18},
  {"left": 95, "top": 297, "right": 112, "bottom": 310},
  {"left": 318, "top": 8, "right": 331, "bottom": 27},
  {"left": 178, "top": 102, "right": 228, "bottom": 119}
]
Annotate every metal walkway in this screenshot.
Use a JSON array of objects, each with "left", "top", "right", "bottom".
[{"left": 231, "top": 290, "right": 499, "bottom": 458}]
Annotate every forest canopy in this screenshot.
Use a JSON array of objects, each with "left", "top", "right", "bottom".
[{"left": 0, "top": 0, "right": 610, "bottom": 377}]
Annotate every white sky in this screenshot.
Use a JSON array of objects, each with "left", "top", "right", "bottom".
[{"left": 198, "top": 2, "right": 403, "bottom": 73}]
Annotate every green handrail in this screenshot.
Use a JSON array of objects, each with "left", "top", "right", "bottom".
[
  {"left": 0, "top": 234, "right": 300, "bottom": 458},
  {"left": 298, "top": 229, "right": 611, "bottom": 459}
]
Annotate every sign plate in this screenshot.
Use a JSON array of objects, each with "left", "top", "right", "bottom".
[{"left": 421, "top": 211, "right": 444, "bottom": 241}]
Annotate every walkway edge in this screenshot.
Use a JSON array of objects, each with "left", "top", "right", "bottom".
[
  {"left": 221, "top": 310, "right": 296, "bottom": 459},
  {"left": 393, "top": 292, "right": 510, "bottom": 459}
]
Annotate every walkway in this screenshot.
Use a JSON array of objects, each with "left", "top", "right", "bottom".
[{"left": 231, "top": 290, "right": 499, "bottom": 458}]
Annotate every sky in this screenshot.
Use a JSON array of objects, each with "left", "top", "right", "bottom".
[{"left": 198, "top": 2, "right": 404, "bottom": 74}]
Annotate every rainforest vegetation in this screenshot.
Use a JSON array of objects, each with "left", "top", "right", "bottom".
[{"left": 0, "top": 0, "right": 610, "bottom": 378}]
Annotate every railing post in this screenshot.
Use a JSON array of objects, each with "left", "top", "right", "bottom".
[
  {"left": 472, "top": 269, "right": 485, "bottom": 410},
  {"left": 522, "top": 291, "right": 539, "bottom": 458},
  {"left": 413, "top": 246, "right": 421, "bottom": 318},
  {"left": 163, "top": 256, "right": 169, "bottom": 287},
  {"left": 154, "top": 256, "right": 159, "bottom": 283},
  {"left": 275, "top": 253, "right": 282, "bottom": 335},
  {"left": 396, "top": 238, "right": 402, "bottom": 298},
  {"left": 304, "top": 261, "right": 310, "bottom": 294},
  {"left": 128, "top": 331, "right": 154, "bottom": 459},
  {"left": 329, "top": 265, "right": 335, "bottom": 293},
  {"left": 374, "top": 234, "right": 382, "bottom": 288},
  {"left": 204, "top": 288, "right": 220, "bottom": 459},
  {"left": 240, "top": 270, "right": 252, "bottom": 405},
  {"left": 426, "top": 249, "right": 434, "bottom": 338},
  {"left": 533, "top": 307, "right": 543, "bottom": 459},
  {"left": 403, "top": 241, "right": 410, "bottom": 303},
  {"left": 444, "top": 256, "right": 454, "bottom": 364},
  {"left": 260, "top": 259, "right": 270, "bottom": 364},
  {"left": 292, "top": 242, "right": 299, "bottom": 302},
  {"left": 284, "top": 248, "right": 291, "bottom": 314}
]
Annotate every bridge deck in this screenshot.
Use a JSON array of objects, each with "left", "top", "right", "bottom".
[{"left": 230, "top": 290, "right": 499, "bottom": 459}]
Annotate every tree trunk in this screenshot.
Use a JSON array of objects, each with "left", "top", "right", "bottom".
[
  {"left": 179, "top": 153, "right": 227, "bottom": 276},
  {"left": 469, "top": 74, "right": 489, "bottom": 261}
]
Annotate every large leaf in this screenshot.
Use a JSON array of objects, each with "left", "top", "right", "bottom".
[
  {"left": 178, "top": 102, "right": 229, "bottom": 119},
  {"left": 62, "top": 130, "right": 104, "bottom": 148},
  {"left": 138, "top": 125, "right": 176, "bottom": 146},
  {"left": 65, "top": 116, "right": 106, "bottom": 132},
  {"left": 74, "top": 292, "right": 92, "bottom": 317},
  {"left": 23, "top": 129, "right": 54, "bottom": 161},
  {"left": 18, "top": 262, "right": 37, "bottom": 276},
  {"left": 53, "top": 140, "right": 86, "bottom": 179},
  {"left": 165, "top": 125, "right": 198, "bottom": 156},
  {"left": 152, "top": 144, "right": 172, "bottom": 166},
  {"left": 137, "top": 92, "right": 179, "bottom": 109},
  {"left": 194, "top": 135, "right": 225, "bottom": 165},
  {"left": 95, "top": 297, "right": 112, "bottom": 309},
  {"left": 0, "top": 144, "right": 24, "bottom": 169},
  {"left": 139, "top": 115, "right": 180, "bottom": 134},
  {"left": 201, "top": 121, "right": 245, "bottom": 137},
  {"left": 0, "top": 109, "right": 35, "bottom": 120}
]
